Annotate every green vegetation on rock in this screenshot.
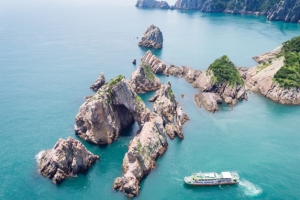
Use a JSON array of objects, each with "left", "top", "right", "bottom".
[
  {"left": 274, "top": 52, "right": 300, "bottom": 88},
  {"left": 142, "top": 64, "right": 155, "bottom": 81},
  {"left": 208, "top": 55, "right": 244, "bottom": 86},
  {"left": 168, "top": 87, "right": 174, "bottom": 102},
  {"left": 274, "top": 36, "right": 300, "bottom": 88}
]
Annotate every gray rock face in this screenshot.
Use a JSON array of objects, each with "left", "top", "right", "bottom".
[
  {"left": 136, "top": 0, "right": 170, "bottom": 9},
  {"left": 129, "top": 65, "right": 161, "bottom": 93},
  {"left": 37, "top": 137, "right": 99, "bottom": 184},
  {"left": 138, "top": 25, "right": 163, "bottom": 49},
  {"left": 252, "top": 46, "right": 282, "bottom": 64},
  {"left": 268, "top": 0, "right": 300, "bottom": 23},
  {"left": 171, "top": 0, "right": 300, "bottom": 23},
  {"left": 113, "top": 112, "right": 168, "bottom": 198},
  {"left": 75, "top": 75, "right": 151, "bottom": 145},
  {"left": 149, "top": 82, "right": 189, "bottom": 139},
  {"left": 90, "top": 72, "right": 106, "bottom": 91},
  {"left": 195, "top": 93, "right": 222, "bottom": 113},
  {"left": 141, "top": 50, "right": 167, "bottom": 73}
]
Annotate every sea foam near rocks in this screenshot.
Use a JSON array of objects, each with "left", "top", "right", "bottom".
[{"left": 35, "top": 150, "right": 45, "bottom": 164}]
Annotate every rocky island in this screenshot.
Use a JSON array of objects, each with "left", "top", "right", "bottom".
[
  {"left": 37, "top": 137, "right": 99, "bottom": 184},
  {"left": 138, "top": 24, "right": 164, "bottom": 49},
  {"left": 129, "top": 64, "right": 161, "bottom": 93},
  {"left": 90, "top": 72, "right": 106, "bottom": 91},
  {"left": 136, "top": 0, "right": 300, "bottom": 23},
  {"left": 245, "top": 36, "right": 300, "bottom": 104}
]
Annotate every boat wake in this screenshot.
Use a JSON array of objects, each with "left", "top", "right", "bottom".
[
  {"left": 239, "top": 179, "right": 262, "bottom": 197},
  {"left": 35, "top": 150, "right": 45, "bottom": 164}
]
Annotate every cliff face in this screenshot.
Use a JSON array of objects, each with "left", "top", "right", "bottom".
[
  {"left": 267, "top": 0, "right": 300, "bottom": 23},
  {"left": 113, "top": 113, "right": 168, "bottom": 198},
  {"left": 136, "top": 0, "right": 170, "bottom": 9},
  {"left": 139, "top": 0, "right": 300, "bottom": 23},
  {"left": 141, "top": 50, "right": 167, "bottom": 73},
  {"left": 38, "top": 137, "right": 99, "bottom": 184},
  {"left": 75, "top": 75, "right": 151, "bottom": 145}
]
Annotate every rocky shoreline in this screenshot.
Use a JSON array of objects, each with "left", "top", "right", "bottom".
[{"left": 135, "top": 0, "right": 300, "bottom": 23}]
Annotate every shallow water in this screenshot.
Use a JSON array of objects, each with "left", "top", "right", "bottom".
[{"left": 0, "top": 0, "right": 300, "bottom": 199}]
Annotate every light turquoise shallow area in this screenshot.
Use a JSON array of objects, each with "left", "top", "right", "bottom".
[{"left": 0, "top": 1, "right": 300, "bottom": 199}]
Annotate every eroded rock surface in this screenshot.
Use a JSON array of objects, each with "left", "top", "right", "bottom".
[
  {"left": 246, "top": 57, "right": 300, "bottom": 104},
  {"left": 90, "top": 72, "right": 106, "bottom": 91},
  {"left": 182, "top": 66, "right": 201, "bottom": 83},
  {"left": 165, "top": 64, "right": 183, "bottom": 77},
  {"left": 129, "top": 65, "right": 161, "bottom": 93},
  {"left": 75, "top": 75, "right": 151, "bottom": 145},
  {"left": 141, "top": 50, "right": 167, "bottom": 73},
  {"left": 252, "top": 46, "right": 282, "bottom": 64},
  {"left": 138, "top": 24, "right": 163, "bottom": 49},
  {"left": 136, "top": 0, "right": 170, "bottom": 9},
  {"left": 113, "top": 113, "right": 168, "bottom": 198},
  {"left": 38, "top": 137, "right": 99, "bottom": 184},
  {"left": 267, "top": 0, "right": 300, "bottom": 23},
  {"left": 195, "top": 93, "right": 222, "bottom": 113}
]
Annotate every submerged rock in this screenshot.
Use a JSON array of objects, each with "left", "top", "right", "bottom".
[
  {"left": 90, "top": 72, "right": 106, "bottom": 91},
  {"left": 141, "top": 50, "right": 167, "bottom": 73},
  {"left": 195, "top": 93, "right": 222, "bottom": 113},
  {"left": 135, "top": 0, "right": 170, "bottom": 9},
  {"left": 38, "top": 137, "right": 99, "bottom": 184},
  {"left": 75, "top": 75, "right": 151, "bottom": 145},
  {"left": 114, "top": 112, "right": 168, "bottom": 198},
  {"left": 138, "top": 24, "right": 163, "bottom": 49},
  {"left": 129, "top": 65, "right": 161, "bottom": 93}
]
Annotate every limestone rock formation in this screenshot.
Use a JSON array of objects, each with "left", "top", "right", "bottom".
[
  {"left": 245, "top": 57, "right": 300, "bottom": 104},
  {"left": 138, "top": 24, "right": 163, "bottom": 49},
  {"left": 141, "top": 50, "right": 167, "bottom": 73},
  {"left": 182, "top": 66, "right": 201, "bottom": 83},
  {"left": 90, "top": 72, "right": 106, "bottom": 91},
  {"left": 195, "top": 93, "right": 222, "bottom": 113},
  {"left": 129, "top": 65, "right": 161, "bottom": 93},
  {"left": 37, "top": 137, "right": 99, "bottom": 184},
  {"left": 113, "top": 112, "right": 168, "bottom": 198},
  {"left": 75, "top": 75, "right": 151, "bottom": 145},
  {"left": 136, "top": 0, "right": 170, "bottom": 9}
]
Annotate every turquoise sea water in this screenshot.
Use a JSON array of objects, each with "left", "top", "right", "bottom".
[{"left": 1, "top": 0, "right": 300, "bottom": 199}]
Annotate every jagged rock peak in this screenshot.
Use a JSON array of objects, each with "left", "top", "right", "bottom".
[
  {"left": 90, "top": 72, "right": 106, "bottom": 91},
  {"left": 129, "top": 64, "right": 161, "bottom": 93},
  {"left": 141, "top": 50, "right": 167, "bottom": 73},
  {"left": 136, "top": 0, "right": 170, "bottom": 9},
  {"left": 138, "top": 24, "right": 163, "bottom": 49},
  {"left": 37, "top": 137, "right": 99, "bottom": 184},
  {"left": 75, "top": 75, "right": 151, "bottom": 145},
  {"left": 113, "top": 112, "right": 168, "bottom": 198}
]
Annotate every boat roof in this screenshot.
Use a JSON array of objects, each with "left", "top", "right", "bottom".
[{"left": 221, "top": 172, "right": 232, "bottom": 178}]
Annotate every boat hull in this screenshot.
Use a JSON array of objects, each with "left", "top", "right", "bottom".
[{"left": 184, "top": 181, "right": 239, "bottom": 186}]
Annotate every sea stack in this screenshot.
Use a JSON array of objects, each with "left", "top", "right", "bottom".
[
  {"left": 138, "top": 24, "right": 163, "bottom": 49},
  {"left": 129, "top": 65, "right": 161, "bottom": 93},
  {"left": 37, "top": 137, "right": 99, "bottom": 184}
]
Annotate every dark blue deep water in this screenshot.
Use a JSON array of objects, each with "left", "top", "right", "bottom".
[{"left": 1, "top": 0, "right": 300, "bottom": 199}]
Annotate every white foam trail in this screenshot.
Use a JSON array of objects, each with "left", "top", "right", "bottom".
[
  {"left": 239, "top": 179, "right": 262, "bottom": 196},
  {"left": 35, "top": 150, "right": 45, "bottom": 164}
]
